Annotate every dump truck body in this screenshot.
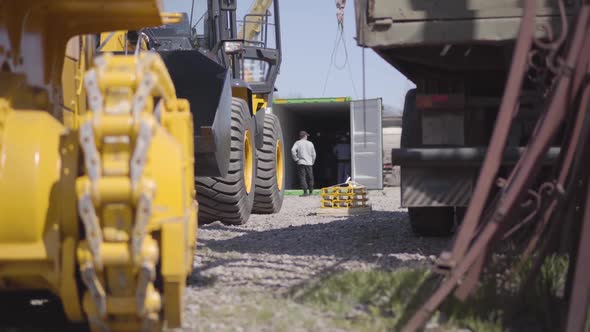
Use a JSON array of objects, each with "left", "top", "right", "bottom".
[
  {"left": 355, "top": 0, "right": 577, "bottom": 76},
  {"left": 354, "top": 0, "right": 578, "bottom": 235}
]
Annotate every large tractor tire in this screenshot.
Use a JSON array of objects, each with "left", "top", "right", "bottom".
[
  {"left": 196, "top": 98, "right": 257, "bottom": 225},
  {"left": 253, "top": 113, "right": 285, "bottom": 214},
  {"left": 408, "top": 207, "right": 455, "bottom": 237},
  {"left": 401, "top": 89, "right": 455, "bottom": 237}
]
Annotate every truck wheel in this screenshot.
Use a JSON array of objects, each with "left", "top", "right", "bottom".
[
  {"left": 408, "top": 207, "right": 455, "bottom": 237},
  {"left": 401, "top": 89, "right": 455, "bottom": 236},
  {"left": 400, "top": 89, "right": 421, "bottom": 149},
  {"left": 455, "top": 207, "right": 467, "bottom": 225},
  {"left": 252, "top": 113, "right": 285, "bottom": 214},
  {"left": 196, "top": 98, "right": 257, "bottom": 225}
]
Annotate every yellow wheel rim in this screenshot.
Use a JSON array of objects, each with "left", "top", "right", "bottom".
[
  {"left": 276, "top": 139, "right": 284, "bottom": 191},
  {"left": 243, "top": 130, "right": 253, "bottom": 193}
]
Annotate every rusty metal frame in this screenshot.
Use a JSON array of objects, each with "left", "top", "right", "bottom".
[{"left": 402, "top": 1, "right": 590, "bottom": 330}]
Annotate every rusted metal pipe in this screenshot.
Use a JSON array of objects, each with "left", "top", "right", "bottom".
[
  {"left": 402, "top": 2, "right": 590, "bottom": 331},
  {"left": 564, "top": 180, "right": 590, "bottom": 332},
  {"left": 444, "top": 0, "right": 539, "bottom": 265}
]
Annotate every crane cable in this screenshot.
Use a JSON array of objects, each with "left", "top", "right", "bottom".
[
  {"left": 322, "top": 0, "right": 359, "bottom": 98},
  {"left": 342, "top": 31, "right": 360, "bottom": 99},
  {"left": 321, "top": 26, "right": 344, "bottom": 96}
]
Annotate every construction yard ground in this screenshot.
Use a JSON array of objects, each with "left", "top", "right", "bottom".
[{"left": 1, "top": 188, "right": 570, "bottom": 332}]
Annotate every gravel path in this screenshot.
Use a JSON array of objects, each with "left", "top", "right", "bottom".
[
  {"left": 178, "top": 187, "right": 451, "bottom": 331},
  {"left": 0, "top": 188, "right": 451, "bottom": 332}
]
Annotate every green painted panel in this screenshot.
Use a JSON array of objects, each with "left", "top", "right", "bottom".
[
  {"left": 284, "top": 189, "right": 322, "bottom": 196},
  {"left": 274, "top": 97, "right": 351, "bottom": 105}
]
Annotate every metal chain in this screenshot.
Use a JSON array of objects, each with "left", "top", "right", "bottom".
[{"left": 78, "top": 54, "right": 162, "bottom": 332}]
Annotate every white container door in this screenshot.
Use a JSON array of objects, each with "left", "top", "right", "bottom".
[{"left": 350, "top": 98, "right": 383, "bottom": 189}]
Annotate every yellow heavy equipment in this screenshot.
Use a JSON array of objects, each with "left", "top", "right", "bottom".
[
  {"left": 149, "top": 0, "right": 285, "bottom": 224},
  {"left": 0, "top": 0, "right": 196, "bottom": 330}
]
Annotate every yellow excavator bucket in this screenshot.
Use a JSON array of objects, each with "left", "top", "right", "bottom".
[{"left": 0, "top": 0, "right": 163, "bottom": 86}]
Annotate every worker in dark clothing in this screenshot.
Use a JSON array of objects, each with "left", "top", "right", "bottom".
[
  {"left": 333, "top": 136, "right": 351, "bottom": 183},
  {"left": 291, "top": 130, "right": 316, "bottom": 196}
]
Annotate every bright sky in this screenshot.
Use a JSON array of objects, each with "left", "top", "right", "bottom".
[{"left": 162, "top": 0, "right": 412, "bottom": 111}]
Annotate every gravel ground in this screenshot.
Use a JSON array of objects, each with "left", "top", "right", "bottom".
[
  {"left": 0, "top": 188, "right": 450, "bottom": 332},
  {"left": 177, "top": 187, "right": 451, "bottom": 331}
]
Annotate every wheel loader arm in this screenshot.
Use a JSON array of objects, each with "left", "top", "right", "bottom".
[
  {"left": 237, "top": 0, "right": 273, "bottom": 42},
  {"left": 161, "top": 12, "right": 184, "bottom": 24}
]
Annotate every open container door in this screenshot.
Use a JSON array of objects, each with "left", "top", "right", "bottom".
[{"left": 351, "top": 98, "right": 383, "bottom": 189}]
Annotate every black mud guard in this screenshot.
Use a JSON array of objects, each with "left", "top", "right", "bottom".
[
  {"left": 254, "top": 108, "right": 266, "bottom": 150},
  {"left": 158, "top": 50, "right": 232, "bottom": 177}
]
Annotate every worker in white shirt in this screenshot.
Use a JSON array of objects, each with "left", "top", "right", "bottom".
[
  {"left": 333, "top": 136, "right": 351, "bottom": 183},
  {"left": 291, "top": 130, "right": 316, "bottom": 196}
]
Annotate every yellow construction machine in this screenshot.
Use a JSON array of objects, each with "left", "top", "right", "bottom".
[
  {"left": 0, "top": 0, "right": 196, "bottom": 330},
  {"left": 149, "top": 0, "right": 285, "bottom": 225}
]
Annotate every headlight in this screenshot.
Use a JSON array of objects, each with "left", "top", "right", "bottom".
[{"left": 224, "top": 41, "right": 244, "bottom": 54}]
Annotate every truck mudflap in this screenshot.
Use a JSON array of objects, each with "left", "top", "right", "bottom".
[
  {"left": 401, "top": 168, "right": 475, "bottom": 207},
  {"left": 158, "top": 50, "right": 232, "bottom": 177},
  {"left": 393, "top": 147, "right": 561, "bottom": 207}
]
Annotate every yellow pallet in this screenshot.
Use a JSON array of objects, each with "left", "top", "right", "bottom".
[
  {"left": 320, "top": 195, "right": 368, "bottom": 203},
  {"left": 321, "top": 187, "right": 367, "bottom": 195},
  {"left": 319, "top": 181, "right": 370, "bottom": 210},
  {"left": 321, "top": 202, "right": 368, "bottom": 208},
  {"left": 320, "top": 193, "right": 367, "bottom": 199}
]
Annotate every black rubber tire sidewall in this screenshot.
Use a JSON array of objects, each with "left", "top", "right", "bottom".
[
  {"left": 408, "top": 207, "right": 455, "bottom": 237},
  {"left": 196, "top": 98, "right": 257, "bottom": 225},
  {"left": 252, "top": 113, "right": 285, "bottom": 214}
]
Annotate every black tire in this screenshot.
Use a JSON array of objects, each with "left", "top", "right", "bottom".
[
  {"left": 252, "top": 113, "right": 285, "bottom": 214},
  {"left": 455, "top": 207, "right": 467, "bottom": 225},
  {"left": 400, "top": 89, "right": 421, "bottom": 149},
  {"left": 196, "top": 98, "right": 257, "bottom": 225},
  {"left": 401, "top": 89, "right": 455, "bottom": 236},
  {"left": 408, "top": 207, "right": 455, "bottom": 237}
]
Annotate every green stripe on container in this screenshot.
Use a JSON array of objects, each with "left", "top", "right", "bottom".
[
  {"left": 284, "top": 189, "right": 322, "bottom": 196},
  {"left": 273, "top": 97, "right": 351, "bottom": 105}
]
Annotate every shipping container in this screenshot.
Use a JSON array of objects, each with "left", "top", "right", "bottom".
[{"left": 272, "top": 97, "right": 383, "bottom": 190}]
